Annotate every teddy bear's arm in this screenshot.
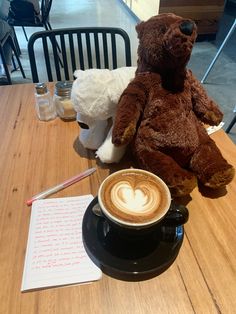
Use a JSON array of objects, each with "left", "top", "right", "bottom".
[
  {"left": 189, "top": 71, "right": 223, "bottom": 126},
  {"left": 112, "top": 77, "right": 147, "bottom": 146}
]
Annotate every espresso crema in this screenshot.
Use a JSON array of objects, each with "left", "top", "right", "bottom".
[{"left": 100, "top": 170, "right": 170, "bottom": 224}]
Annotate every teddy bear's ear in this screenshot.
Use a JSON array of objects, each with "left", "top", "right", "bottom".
[{"left": 136, "top": 21, "right": 145, "bottom": 39}]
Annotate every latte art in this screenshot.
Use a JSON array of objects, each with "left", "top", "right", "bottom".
[
  {"left": 99, "top": 169, "right": 171, "bottom": 225},
  {"left": 111, "top": 181, "right": 161, "bottom": 215}
]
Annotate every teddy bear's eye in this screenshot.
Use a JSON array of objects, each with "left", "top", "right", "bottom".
[
  {"left": 159, "top": 26, "right": 167, "bottom": 34},
  {"left": 78, "top": 122, "right": 89, "bottom": 129}
]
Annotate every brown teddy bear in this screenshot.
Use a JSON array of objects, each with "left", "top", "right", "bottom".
[{"left": 112, "top": 13, "right": 235, "bottom": 197}]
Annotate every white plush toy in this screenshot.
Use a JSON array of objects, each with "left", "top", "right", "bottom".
[{"left": 71, "top": 67, "right": 136, "bottom": 163}]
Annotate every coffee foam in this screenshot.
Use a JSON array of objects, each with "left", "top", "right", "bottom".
[
  {"left": 111, "top": 180, "right": 161, "bottom": 214},
  {"left": 100, "top": 170, "right": 170, "bottom": 225}
]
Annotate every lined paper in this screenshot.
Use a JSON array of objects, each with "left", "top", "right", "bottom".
[{"left": 21, "top": 195, "right": 102, "bottom": 291}]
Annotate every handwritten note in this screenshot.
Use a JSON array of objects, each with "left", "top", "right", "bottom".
[{"left": 21, "top": 195, "right": 102, "bottom": 291}]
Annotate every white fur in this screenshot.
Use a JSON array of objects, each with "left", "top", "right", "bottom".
[
  {"left": 95, "top": 126, "right": 127, "bottom": 163},
  {"left": 71, "top": 67, "right": 135, "bottom": 163}
]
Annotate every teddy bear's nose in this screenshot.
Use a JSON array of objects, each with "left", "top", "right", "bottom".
[{"left": 179, "top": 21, "right": 194, "bottom": 36}]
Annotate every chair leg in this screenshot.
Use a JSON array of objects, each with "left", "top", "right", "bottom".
[
  {"left": 0, "top": 46, "right": 12, "bottom": 84},
  {"left": 226, "top": 105, "right": 236, "bottom": 133},
  {"left": 12, "top": 27, "right": 21, "bottom": 56},
  {"left": 9, "top": 36, "right": 26, "bottom": 79},
  {"left": 201, "top": 19, "right": 236, "bottom": 84},
  {"left": 44, "top": 22, "right": 62, "bottom": 53},
  {"left": 12, "top": 55, "right": 17, "bottom": 71},
  {"left": 46, "top": 21, "right": 52, "bottom": 30},
  {"left": 22, "top": 26, "right": 29, "bottom": 41},
  {"left": 44, "top": 23, "right": 63, "bottom": 67},
  {"left": 226, "top": 114, "right": 236, "bottom": 133}
]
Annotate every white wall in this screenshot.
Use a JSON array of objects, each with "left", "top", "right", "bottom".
[{"left": 122, "top": 0, "right": 160, "bottom": 21}]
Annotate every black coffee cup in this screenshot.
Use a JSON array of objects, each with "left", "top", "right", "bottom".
[{"left": 92, "top": 196, "right": 188, "bottom": 237}]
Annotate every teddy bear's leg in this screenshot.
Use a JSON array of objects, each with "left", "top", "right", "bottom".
[
  {"left": 190, "top": 139, "right": 235, "bottom": 188},
  {"left": 135, "top": 149, "right": 197, "bottom": 197}
]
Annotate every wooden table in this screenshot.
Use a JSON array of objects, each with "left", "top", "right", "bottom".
[{"left": 0, "top": 83, "right": 236, "bottom": 314}]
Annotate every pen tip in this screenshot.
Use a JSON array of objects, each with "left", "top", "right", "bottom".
[{"left": 26, "top": 199, "right": 32, "bottom": 206}]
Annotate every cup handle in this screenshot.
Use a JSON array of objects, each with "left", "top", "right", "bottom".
[{"left": 162, "top": 202, "right": 189, "bottom": 227}]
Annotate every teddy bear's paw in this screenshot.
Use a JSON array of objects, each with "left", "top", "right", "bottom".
[
  {"left": 113, "top": 123, "right": 136, "bottom": 146},
  {"left": 204, "top": 166, "right": 235, "bottom": 189},
  {"left": 203, "top": 105, "right": 223, "bottom": 126},
  {"left": 169, "top": 174, "right": 197, "bottom": 197}
]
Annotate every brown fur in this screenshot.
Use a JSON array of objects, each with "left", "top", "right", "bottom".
[{"left": 112, "top": 13, "right": 235, "bottom": 197}]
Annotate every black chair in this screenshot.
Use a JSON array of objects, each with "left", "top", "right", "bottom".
[
  {"left": 8, "top": 0, "right": 53, "bottom": 42},
  {"left": 28, "top": 27, "right": 132, "bottom": 83},
  {"left": 0, "top": 31, "right": 26, "bottom": 84}
]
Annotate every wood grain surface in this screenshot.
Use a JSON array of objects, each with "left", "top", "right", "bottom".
[{"left": 0, "top": 83, "right": 235, "bottom": 314}]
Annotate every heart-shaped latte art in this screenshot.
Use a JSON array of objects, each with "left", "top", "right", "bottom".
[{"left": 111, "top": 180, "right": 161, "bottom": 215}]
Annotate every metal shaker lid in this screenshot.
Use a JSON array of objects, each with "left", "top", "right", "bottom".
[
  {"left": 35, "top": 82, "right": 48, "bottom": 94},
  {"left": 55, "top": 81, "right": 73, "bottom": 97}
]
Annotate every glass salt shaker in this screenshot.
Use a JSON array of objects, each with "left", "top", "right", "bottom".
[
  {"left": 53, "top": 81, "right": 76, "bottom": 120},
  {"left": 35, "top": 83, "right": 57, "bottom": 121}
]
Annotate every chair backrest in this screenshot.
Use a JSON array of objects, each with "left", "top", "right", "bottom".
[
  {"left": 8, "top": 0, "right": 52, "bottom": 27},
  {"left": 8, "top": 0, "right": 37, "bottom": 24},
  {"left": 28, "top": 27, "right": 132, "bottom": 83}
]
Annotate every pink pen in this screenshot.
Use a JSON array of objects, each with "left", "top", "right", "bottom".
[{"left": 26, "top": 167, "right": 96, "bottom": 206}]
